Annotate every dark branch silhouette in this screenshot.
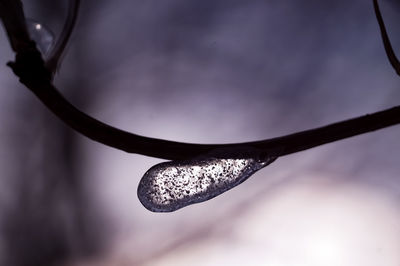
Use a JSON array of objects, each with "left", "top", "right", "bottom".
[
  {"left": 373, "top": 0, "right": 400, "bottom": 76},
  {"left": 0, "top": 0, "right": 399, "bottom": 161},
  {"left": 45, "top": 0, "right": 80, "bottom": 75}
]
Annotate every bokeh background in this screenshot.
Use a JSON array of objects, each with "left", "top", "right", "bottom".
[{"left": 0, "top": 0, "right": 400, "bottom": 265}]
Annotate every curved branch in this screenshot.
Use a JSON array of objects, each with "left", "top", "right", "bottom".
[
  {"left": 374, "top": 0, "right": 400, "bottom": 76},
  {"left": 8, "top": 49, "right": 400, "bottom": 160},
  {"left": 29, "top": 88, "right": 400, "bottom": 160},
  {"left": 45, "top": 0, "right": 80, "bottom": 75},
  {"left": 0, "top": 0, "right": 31, "bottom": 52},
  {"left": 1, "top": 0, "right": 400, "bottom": 161}
]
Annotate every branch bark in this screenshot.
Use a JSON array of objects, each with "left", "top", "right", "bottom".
[
  {"left": 1, "top": 0, "right": 399, "bottom": 161},
  {"left": 45, "top": 0, "right": 80, "bottom": 75},
  {"left": 373, "top": 0, "right": 400, "bottom": 76}
]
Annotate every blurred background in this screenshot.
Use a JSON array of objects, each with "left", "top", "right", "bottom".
[{"left": 0, "top": 0, "right": 400, "bottom": 265}]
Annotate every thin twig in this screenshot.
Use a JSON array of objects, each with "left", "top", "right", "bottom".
[
  {"left": 374, "top": 0, "right": 400, "bottom": 76},
  {"left": 15, "top": 79, "right": 400, "bottom": 161},
  {"left": 45, "top": 0, "right": 80, "bottom": 75},
  {"left": 0, "top": 0, "right": 31, "bottom": 52},
  {"left": 1, "top": 0, "right": 400, "bottom": 161}
]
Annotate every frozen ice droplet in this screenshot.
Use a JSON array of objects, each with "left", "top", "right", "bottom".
[
  {"left": 27, "top": 19, "right": 55, "bottom": 56},
  {"left": 138, "top": 148, "right": 277, "bottom": 212}
]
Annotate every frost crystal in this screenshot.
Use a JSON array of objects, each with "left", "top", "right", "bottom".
[{"left": 138, "top": 149, "right": 276, "bottom": 212}]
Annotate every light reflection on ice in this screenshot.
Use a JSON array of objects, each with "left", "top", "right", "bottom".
[
  {"left": 26, "top": 19, "right": 55, "bottom": 56},
  {"left": 137, "top": 149, "right": 277, "bottom": 212}
]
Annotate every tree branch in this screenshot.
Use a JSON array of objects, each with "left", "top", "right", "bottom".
[
  {"left": 45, "top": 0, "right": 80, "bottom": 75},
  {"left": 0, "top": 0, "right": 31, "bottom": 52},
  {"left": 374, "top": 0, "right": 400, "bottom": 76},
  {"left": 1, "top": 0, "right": 399, "bottom": 161}
]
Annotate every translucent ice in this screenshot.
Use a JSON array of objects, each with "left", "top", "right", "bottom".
[
  {"left": 27, "top": 19, "right": 55, "bottom": 56},
  {"left": 138, "top": 148, "right": 277, "bottom": 212}
]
